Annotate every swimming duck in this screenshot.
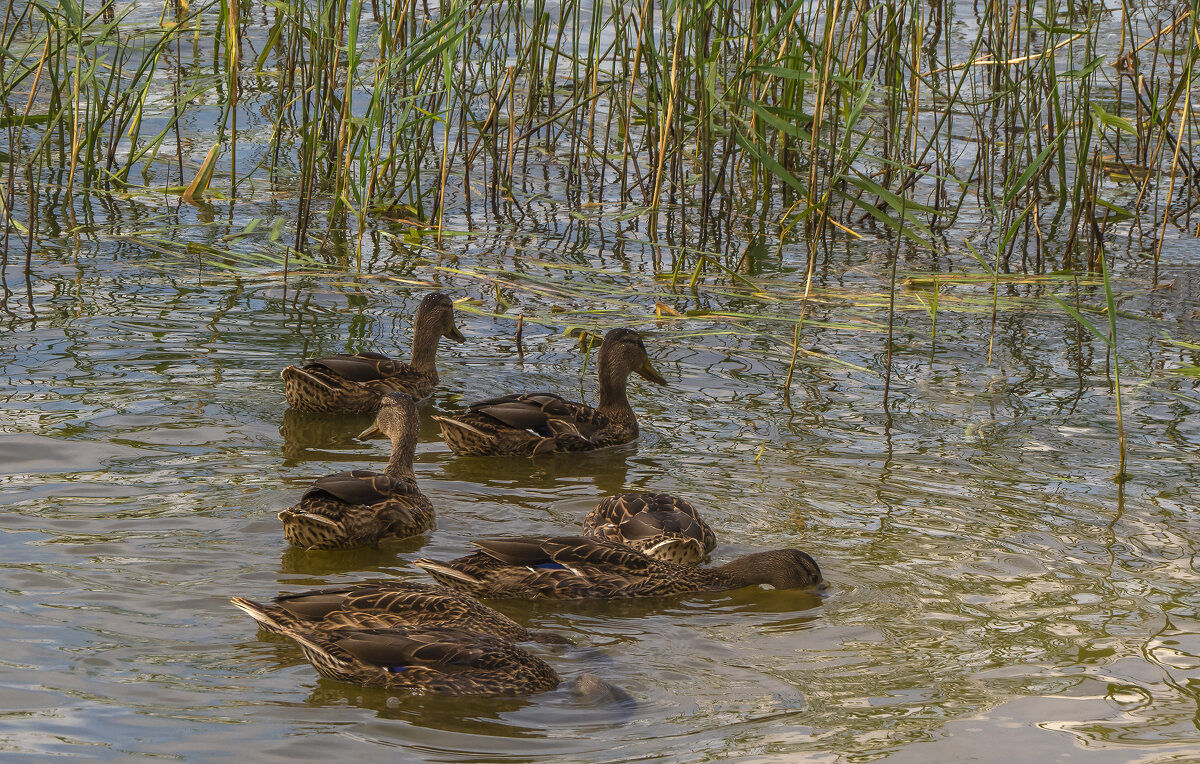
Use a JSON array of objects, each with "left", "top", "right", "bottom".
[
  {"left": 582, "top": 493, "right": 716, "bottom": 565},
  {"left": 282, "top": 292, "right": 464, "bottom": 413},
  {"left": 230, "top": 580, "right": 568, "bottom": 644},
  {"left": 267, "top": 624, "right": 563, "bottom": 694},
  {"left": 231, "top": 587, "right": 628, "bottom": 698},
  {"left": 435, "top": 328, "right": 665, "bottom": 456},
  {"left": 278, "top": 393, "right": 433, "bottom": 549},
  {"left": 413, "top": 535, "right": 821, "bottom": 600}
]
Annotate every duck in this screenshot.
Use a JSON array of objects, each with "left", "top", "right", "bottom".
[
  {"left": 413, "top": 535, "right": 822, "bottom": 600},
  {"left": 278, "top": 392, "right": 433, "bottom": 549},
  {"left": 435, "top": 328, "right": 665, "bottom": 456},
  {"left": 582, "top": 493, "right": 716, "bottom": 565},
  {"left": 260, "top": 624, "right": 564, "bottom": 695},
  {"left": 282, "top": 292, "right": 464, "bottom": 413},
  {"left": 230, "top": 580, "right": 568, "bottom": 644}
]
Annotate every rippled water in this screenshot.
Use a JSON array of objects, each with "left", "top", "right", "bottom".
[{"left": 4, "top": 205, "right": 1200, "bottom": 761}]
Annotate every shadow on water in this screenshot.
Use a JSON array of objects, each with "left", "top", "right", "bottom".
[
  {"left": 304, "top": 674, "right": 637, "bottom": 734},
  {"left": 482, "top": 585, "right": 827, "bottom": 650},
  {"left": 432, "top": 447, "right": 637, "bottom": 498},
  {"left": 276, "top": 540, "right": 427, "bottom": 578},
  {"left": 279, "top": 409, "right": 377, "bottom": 466}
]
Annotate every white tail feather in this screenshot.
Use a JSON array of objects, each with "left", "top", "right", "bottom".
[
  {"left": 644, "top": 538, "right": 701, "bottom": 556},
  {"left": 230, "top": 597, "right": 283, "bottom": 631},
  {"left": 413, "top": 560, "right": 480, "bottom": 584},
  {"left": 277, "top": 510, "right": 341, "bottom": 528},
  {"left": 287, "top": 631, "right": 350, "bottom": 669},
  {"left": 433, "top": 416, "right": 490, "bottom": 438}
]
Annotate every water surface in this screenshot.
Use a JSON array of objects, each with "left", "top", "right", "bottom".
[
  {"left": 4, "top": 0, "right": 1200, "bottom": 758},
  {"left": 4, "top": 218, "right": 1200, "bottom": 761}
]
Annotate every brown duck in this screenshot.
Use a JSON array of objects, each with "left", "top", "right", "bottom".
[
  {"left": 278, "top": 393, "right": 433, "bottom": 549},
  {"left": 413, "top": 535, "right": 822, "bottom": 600},
  {"left": 231, "top": 584, "right": 625, "bottom": 696},
  {"left": 282, "top": 292, "right": 464, "bottom": 413},
  {"left": 230, "top": 580, "right": 568, "bottom": 644},
  {"left": 435, "top": 328, "right": 665, "bottom": 456},
  {"left": 266, "top": 624, "right": 563, "bottom": 694},
  {"left": 582, "top": 493, "right": 717, "bottom": 565}
]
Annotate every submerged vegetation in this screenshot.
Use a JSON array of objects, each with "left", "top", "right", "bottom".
[{"left": 1, "top": 0, "right": 1199, "bottom": 474}]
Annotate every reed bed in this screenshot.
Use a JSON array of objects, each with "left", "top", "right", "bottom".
[
  {"left": 1, "top": 0, "right": 1196, "bottom": 261},
  {"left": 2, "top": 0, "right": 1198, "bottom": 475}
]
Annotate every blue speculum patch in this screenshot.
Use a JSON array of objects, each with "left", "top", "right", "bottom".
[{"left": 533, "top": 562, "right": 566, "bottom": 570}]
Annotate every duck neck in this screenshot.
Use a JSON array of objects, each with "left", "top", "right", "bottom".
[
  {"left": 383, "top": 430, "right": 418, "bottom": 481},
  {"left": 705, "top": 558, "right": 764, "bottom": 590},
  {"left": 409, "top": 321, "right": 440, "bottom": 376},
  {"left": 596, "top": 361, "right": 633, "bottom": 418}
]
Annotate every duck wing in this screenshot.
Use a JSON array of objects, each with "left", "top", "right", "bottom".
[
  {"left": 467, "top": 393, "right": 584, "bottom": 432},
  {"left": 302, "top": 470, "right": 401, "bottom": 505},
  {"left": 586, "top": 492, "right": 692, "bottom": 526},
  {"left": 332, "top": 627, "right": 503, "bottom": 672},
  {"left": 473, "top": 535, "right": 656, "bottom": 573},
  {"left": 274, "top": 586, "right": 358, "bottom": 619},
  {"left": 339, "top": 582, "right": 497, "bottom": 621},
  {"left": 272, "top": 582, "right": 439, "bottom": 619},
  {"left": 618, "top": 510, "right": 708, "bottom": 542},
  {"left": 307, "top": 353, "right": 410, "bottom": 382}
]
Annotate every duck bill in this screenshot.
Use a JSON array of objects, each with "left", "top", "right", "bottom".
[
  {"left": 358, "top": 424, "right": 384, "bottom": 439},
  {"left": 636, "top": 358, "right": 667, "bottom": 386},
  {"left": 446, "top": 326, "right": 466, "bottom": 343}
]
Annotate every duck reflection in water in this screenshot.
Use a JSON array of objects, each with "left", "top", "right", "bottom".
[
  {"left": 302, "top": 669, "right": 636, "bottom": 725},
  {"left": 278, "top": 408, "right": 376, "bottom": 467}
]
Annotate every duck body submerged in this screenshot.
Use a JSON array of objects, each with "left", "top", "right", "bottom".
[
  {"left": 231, "top": 580, "right": 567, "bottom": 644},
  {"left": 284, "top": 625, "right": 562, "bottom": 694},
  {"left": 414, "top": 535, "right": 822, "bottom": 600}
]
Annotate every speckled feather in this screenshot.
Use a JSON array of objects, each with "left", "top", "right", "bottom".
[
  {"left": 283, "top": 353, "right": 437, "bottom": 414},
  {"left": 437, "top": 392, "right": 634, "bottom": 456},
  {"left": 413, "top": 535, "right": 823, "bottom": 600},
  {"left": 280, "top": 625, "right": 563, "bottom": 694},
  {"left": 279, "top": 470, "right": 433, "bottom": 549},
  {"left": 230, "top": 581, "right": 568, "bottom": 644},
  {"left": 582, "top": 493, "right": 717, "bottom": 565}
]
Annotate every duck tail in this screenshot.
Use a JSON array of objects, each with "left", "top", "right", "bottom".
[
  {"left": 230, "top": 597, "right": 289, "bottom": 634},
  {"left": 281, "top": 365, "right": 339, "bottom": 392},
  {"left": 277, "top": 507, "right": 348, "bottom": 551},
  {"left": 433, "top": 416, "right": 490, "bottom": 438},
  {"left": 413, "top": 559, "right": 481, "bottom": 585},
  {"left": 278, "top": 509, "right": 341, "bottom": 527},
  {"left": 642, "top": 537, "right": 705, "bottom": 565},
  {"left": 286, "top": 629, "right": 352, "bottom": 677}
]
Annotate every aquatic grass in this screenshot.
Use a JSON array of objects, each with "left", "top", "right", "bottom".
[
  {"left": 0, "top": 0, "right": 1197, "bottom": 438},
  {"left": 5, "top": 0, "right": 1194, "bottom": 261}
]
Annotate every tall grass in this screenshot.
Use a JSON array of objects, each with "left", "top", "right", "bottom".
[
  {"left": 0, "top": 0, "right": 1196, "bottom": 443},
  {"left": 1, "top": 0, "right": 1195, "bottom": 265}
]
